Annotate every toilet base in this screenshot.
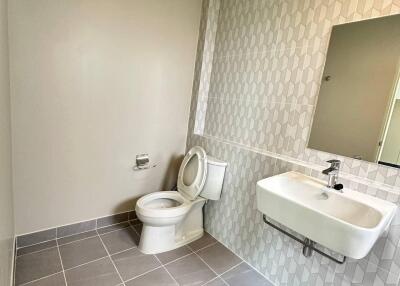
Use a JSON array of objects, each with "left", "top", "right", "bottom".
[
  {"left": 138, "top": 227, "right": 203, "bottom": 254},
  {"left": 138, "top": 197, "right": 206, "bottom": 254}
]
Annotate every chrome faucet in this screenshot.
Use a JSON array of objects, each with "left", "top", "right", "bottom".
[{"left": 322, "top": 159, "right": 342, "bottom": 191}]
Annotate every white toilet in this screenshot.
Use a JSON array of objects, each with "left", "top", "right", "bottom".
[{"left": 135, "top": 146, "right": 227, "bottom": 254}]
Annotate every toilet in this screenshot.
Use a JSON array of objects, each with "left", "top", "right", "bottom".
[{"left": 135, "top": 146, "right": 227, "bottom": 254}]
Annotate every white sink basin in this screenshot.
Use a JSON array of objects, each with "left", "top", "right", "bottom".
[{"left": 256, "top": 171, "right": 397, "bottom": 259}]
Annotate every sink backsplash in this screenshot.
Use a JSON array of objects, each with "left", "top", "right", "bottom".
[
  {"left": 186, "top": 0, "right": 400, "bottom": 285},
  {"left": 188, "top": 135, "right": 400, "bottom": 285}
]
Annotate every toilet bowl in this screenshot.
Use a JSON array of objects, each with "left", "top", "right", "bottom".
[{"left": 135, "top": 146, "right": 227, "bottom": 254}]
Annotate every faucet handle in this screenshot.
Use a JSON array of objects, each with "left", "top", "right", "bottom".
[{"left": 326, "top": 159, "right": 341, "bottom": 169}]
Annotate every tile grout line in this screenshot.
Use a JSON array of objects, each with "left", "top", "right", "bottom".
[
  {"left": 205, "top": 232, "right": 275, "bottom": 285},
  {"left": 96, "top": 230, "right": 126, "bottom": 286},
  {"left": 200, "top": 262, "right": 242, "bottom": 286},
  {"left": 123, "top": 265, "right": 164, "bottom": 283},
  {"left": 200, "top": 134, "right": 400, "bottom": 195},
  {"left": 63, "top": 255, "right": 108, "bottom": 272},
  {"left": 189, "top": 247, "right": 230, "bottom": 286},
  {"left": 17, "top": 216, "right": 140, "bottom": 250},
  {"left": 154, "top": 255, "right": 180, "bottom": 286},
  {"left": 188, "top": 241, "right": 219, "bottom": 254},
  {"left": 18, "top": 223, "right": 136, "bottom": 257},
  {"left": 16, "top": 237, "right": 57, "bottom": 250},
  {"left": 55, "top": 239, "right": 68, "bottom": 286},
  {"left": 18, "top": 271, "right": 65, "bottom": 286},
  {"left": 16, "top": 245, "right": 59, "bottom": 258}
]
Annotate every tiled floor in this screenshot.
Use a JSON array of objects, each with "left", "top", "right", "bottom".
[{"left": 14, "top": 222, "right": 273, "bottom": 286}]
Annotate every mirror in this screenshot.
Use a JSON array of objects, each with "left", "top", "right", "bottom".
[{"left": 308, "top": 14, "right": 400, "bottom": 168}]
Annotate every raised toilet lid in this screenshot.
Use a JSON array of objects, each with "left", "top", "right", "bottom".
[{"left": 177, "top": 146, "right": 207, "bottom": 201}]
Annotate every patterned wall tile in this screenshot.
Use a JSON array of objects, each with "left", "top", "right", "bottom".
[{"left": 187, "top": 0, "right": 400, "bottom": 285}]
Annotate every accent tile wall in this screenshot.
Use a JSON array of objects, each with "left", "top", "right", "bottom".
[{"left": 187, "top": 0, "right": 400, "bottom": 285}]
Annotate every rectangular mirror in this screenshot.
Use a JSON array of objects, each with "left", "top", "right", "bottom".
[{"left": 308, "top": 14, "right": 400, "bottom": 168}]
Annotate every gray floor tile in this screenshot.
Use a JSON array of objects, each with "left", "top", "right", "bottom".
[
  {"left": 197, "top": 242, "right": 242, "bottom": 274},
  {"left": 131, "top": 223, "right": 142, "bottom": 235},
  {"left": 24, "top": 273, "right": 66, "bottom": 286},
  {"left": 221, "top": 263, "right": 272, "bottom": 286},
  {"left": 204, "top": 277, "right": 227, "bottom": 286},
  {"left": 57, "top": 220, "right": 96, "bottom": 238},
  {"left": 65, "top": 257, "right": 122, "bottom": 286},
  {"left": 57, "top": 230, "right": 98, "bottom": 245},
  {"left": 128, "top": 211, "right": 137, "bottom": 220},
  {"left": 15, "top": 247, "right": 62, "bottom": 285},
  {"left": 97, "top": 222, "right": 130, "bottom": 235},
  {"left": 155, "top": 246, "right": 192, "bottom": 264},
  {"left": 17, "top": 229, "right": 57, "bottom": 248},
  {"left": 100, "top": 227, "right": 139, "bottom": 254},
  {"left": 112, "top": 248, "right": 161, "bottom": 281},
  {"left": 97, "top": 212, "right": 129, "bottom": 228},
  {"left": 125, "top": 267, "right": 177, "bottom": 286},
  {"left": 188, "top": 232, "right": 217, "bottom": 252},
  {"left": 59, "top": 236, "right": 107, "bottom": 269},
  {"left": 165, "top": 253, "right": 216, "bottom": 286},
  {"left": 17, "top": 240, "right": 57, "bottom": 256}
]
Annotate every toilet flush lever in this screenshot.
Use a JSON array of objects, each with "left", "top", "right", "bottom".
[{"left": 133, "top": 154, "right": 157, "bottom": 171}]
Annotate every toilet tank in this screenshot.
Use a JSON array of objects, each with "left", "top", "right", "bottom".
[{"left": 200, "top": 156, "right": 227, "bottom": 200}]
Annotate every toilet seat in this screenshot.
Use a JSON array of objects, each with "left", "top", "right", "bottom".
[
  {"left": 136, "top": 191, "right": 191, "bottom": 218},
  {"left": 177, "top": 146, "right": 207, "bottom": 200},
  {"left": 135, "top": 147, "right": 207, "bottom": 218},
  {"left": 135, "top": 146, "right": 226, "bottom": 254}
]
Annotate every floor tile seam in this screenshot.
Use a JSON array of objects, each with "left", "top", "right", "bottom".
[
  {"left": 96, "top": 229, "right": 126, "bottom": 286},
  {"left": 17, "top": 220, "right": 133, "bottom": 249},
  {"left": 57, "top": 229, "right": 98, "bottom": 240},
  {"left": 154, "top": 255, "right": 180, "bottom": 286},
  {"left": 128, "top": 221, "right": 140, "bottom": 236},
  {"left": 64, "top": 255, "right": 109, "bottom": 272},
  {"left": 59, "top": 225, "right": 134, "bottom": 249},
  {"left": 199, "top": 260, "right": 244, "bottom": 286},
  {"left": 16, "top": 245, "right": 59, "bottom": 258},
  {"left": 98, "top": 225, "right": 134, "bottom": 237},
  {"left": 58, "top": 233, "right": 101, "bottom": 248},
  {"left": 192, "top": 241, "right": 220, "bottom": 254},
  {"left": 161, "top": 252, "right": 195, "bottom": 267},
  {"left": 16, "top": 238, "right": 57, "bottom": 250},
  {"left": 191, "top": 248, "right": 221, "bottom": 281},
  {"left": 97, "top": 219, "right": 134, "bottom": 230},
  {"left": 200, "top": 276, "right": 227, "bottom": 286},
  {"left": 17, "top": 271, "right": 64, "bottom": 286},
  {"left": 57, "top": 241, "right": 137, "bottom": 271},
  {"left": 205, "top": 232, "right": 276, "bottom": 285},
  {"left": 97, "top": 223, "right": 131, "bottom": 235},
  {"left": 55, "top": 241, "right": 68, "bottom": 286},
  {"left": 123, "top": 265, "right": 164, "bottom": 284},
  {"left": 215, "top": 261, "right": 244, "bottom": 286}
]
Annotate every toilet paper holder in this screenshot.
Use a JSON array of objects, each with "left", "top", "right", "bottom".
[{"left": 133, "top": 154, "right": 157, "bottom": 171}]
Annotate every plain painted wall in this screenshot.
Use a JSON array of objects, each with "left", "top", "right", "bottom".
[
  {"left": 0, "top": 0, "right": 15, "bottom": 284},
  {"left": 309, "top": 15, "right": 400, "bottom": 162},
  {"left": 9, "top": 0, "right": 202, "bottom": 234}
]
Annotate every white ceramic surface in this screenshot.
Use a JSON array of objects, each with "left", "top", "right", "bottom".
[
  {"left": 136, "top": 146, "right": 227, "bottom": 254},
  {"left": 256, "top": 171, "right": 397, "bottom": 259}
]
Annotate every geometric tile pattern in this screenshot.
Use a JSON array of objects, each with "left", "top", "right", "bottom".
[
  {"left": 194, "top": 0, "right": 221, "bottom": 135},
  {"left": 14, "top": 221, "right": 272, "bottom": 286},
  {"left": 188, "top": 137, "right": 400, "bottom": 286},
  {"left": 188, "top": 1, "right": 400, "bottom": 285}
]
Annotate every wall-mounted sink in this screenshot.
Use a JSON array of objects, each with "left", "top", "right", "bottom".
[{"left": 256, "top": 172, "right": 397, "bottom": 259}]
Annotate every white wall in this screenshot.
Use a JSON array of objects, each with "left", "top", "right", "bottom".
[
  {"left": 0, "top": 0, "right": 15, "bottom": 284},
  {"left": 9, "top": 0, "right": 202, "bottom": 234}
]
